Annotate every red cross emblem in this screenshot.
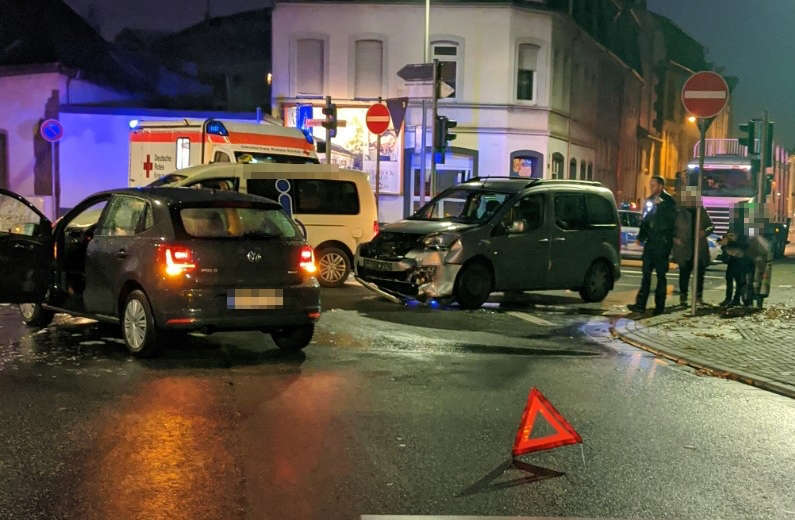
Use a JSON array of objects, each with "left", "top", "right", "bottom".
[{"left": 143, "top": 154, "right": 153, "bottom": 178}]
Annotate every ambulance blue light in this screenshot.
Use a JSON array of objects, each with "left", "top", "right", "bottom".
[
  {"left": 206, "top": 120, "right": 229, "bottom": 136},
  {"left": 301, "top": 128, "right": 314, "bottom": 144},
  {"left": 129, "top": 119, "right": 139, "bottom": 129}
]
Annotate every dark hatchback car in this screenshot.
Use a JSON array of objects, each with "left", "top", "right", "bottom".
[{"left": 0, "top": 188, "right": 321, "bottom": 356}]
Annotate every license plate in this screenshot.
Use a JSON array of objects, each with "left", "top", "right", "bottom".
[
  {"left": 227, "top": 289, "right": 283, "bottom": 309},
  {"left": 361, "top": 258, "right": 399, "bottom": 271}
]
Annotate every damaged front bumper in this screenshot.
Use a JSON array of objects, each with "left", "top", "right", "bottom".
[{"left": 354, "top": 249, "right": 462, "bottom": 302}]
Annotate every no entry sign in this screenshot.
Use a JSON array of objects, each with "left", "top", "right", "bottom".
[
  {"left": 366, "top": 103, "right": 391, "bottom": 135},
  {"left": 681, "top": 71, "right": 729, "bottom": 119}
]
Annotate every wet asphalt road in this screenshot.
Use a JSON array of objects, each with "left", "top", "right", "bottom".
[{"left": 0, "top": 267, "right": 793, "bottom": 520}]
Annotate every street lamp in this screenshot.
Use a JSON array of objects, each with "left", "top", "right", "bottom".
[{"left": 687, "top": 116, "right": 696, "bottom": 123}]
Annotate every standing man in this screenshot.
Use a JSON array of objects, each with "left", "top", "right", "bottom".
[
  {"left": 672, "top": 190, "right": 713, "bottom": 306},
  {"left": 628, "top": 176, "right": 677, "bottom": 315}
]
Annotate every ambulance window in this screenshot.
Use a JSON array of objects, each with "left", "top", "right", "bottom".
[
  {"left": 213, "top": 151, "right": 231, "bottom": 163},
  {"left": 176, "top": 137, "right": 191, "bottom": 169}
]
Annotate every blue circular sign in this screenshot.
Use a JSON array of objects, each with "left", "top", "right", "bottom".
[{"left": 40, "top": 119, "right": 63, "bottom": 143}]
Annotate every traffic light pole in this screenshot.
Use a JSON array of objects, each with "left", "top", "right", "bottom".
[
  {"left": 325, "top": 95, "right": 332, "bottom": 165},
  {"left": 758, "top": 110, "right": 768, "bottom": 203},
  {"left": 430, "top": 59, "right": 440, "bottom": 199},
  {"left": 691, "top": 117, "right": 712, "bottom": 316}
]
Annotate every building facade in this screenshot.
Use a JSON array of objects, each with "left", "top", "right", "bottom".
[{"left": 271, "top": 0, "right": 647, "bottom": 221}]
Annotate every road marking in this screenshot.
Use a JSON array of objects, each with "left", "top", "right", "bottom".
[
  {"left": 778, "top": 284, "right": 792, "bottom": 289},
  {"left": 507, "top": 311, "right": 555, "bottom": 326},
  {"left": 622, "top": 269, "right": 725, "bottom": 280}
]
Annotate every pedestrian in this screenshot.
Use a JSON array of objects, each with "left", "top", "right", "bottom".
[
  {"left": 671, "top": 190, "right": 713, "bottom": 306},
  {"left": 719, "top": 206, "right": 754, "bottom": 307},
  {"left": 628, "top": 176, "right": 677, "bottom": 315}
]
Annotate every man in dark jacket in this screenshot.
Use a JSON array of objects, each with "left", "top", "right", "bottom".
[
  {"left": 672, "top": 195, "right": 713, "bottom": 306},
  {"left": 628, "top": 176, "right": 677, "bottom": 315}
]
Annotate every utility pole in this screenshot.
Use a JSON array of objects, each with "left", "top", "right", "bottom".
[{"left": 418, "top": 0, "right": 430, "bottom": 207}]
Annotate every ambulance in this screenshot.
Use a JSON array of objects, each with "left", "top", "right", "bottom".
[{"left": 128, "top": 118, "right": 318, "bottom": 186}]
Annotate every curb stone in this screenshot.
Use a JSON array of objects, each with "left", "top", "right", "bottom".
[{"left": 611, "top": 315, "right": 795, "bottom": 399}]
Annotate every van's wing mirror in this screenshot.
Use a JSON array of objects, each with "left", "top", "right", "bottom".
[
  {"left": 509, "top": 220, "right": 526, "bottom": 234},
  {"left": 294, "top": 218, "right": 308, "bottom": 239}
]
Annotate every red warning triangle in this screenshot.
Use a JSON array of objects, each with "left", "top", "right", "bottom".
[{"left": 512, "top": 388, "right": 582, "bottom": 456}]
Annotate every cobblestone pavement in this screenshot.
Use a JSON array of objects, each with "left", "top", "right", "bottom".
[{"left": 614, "top": 247, "right": 795, "bottom": 398}]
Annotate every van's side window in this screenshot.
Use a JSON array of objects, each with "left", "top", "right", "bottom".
[
  {"left": 213, "top": 151, "right": 231, "bottom": 163},
  {"left": 247, "top": 179, "right": 360, "bottom": 215},
  {"left": 187, "top": 178, "right": 238, "bottom": 191},
  {"left": 501, "top": 194, "right": 544, "bottom": 233},
  {"left": 553, "top": 193, "right": 587, "bottom": 230},
  {"left": 585, "top": 194, "right": 617, "bottom": 227}
]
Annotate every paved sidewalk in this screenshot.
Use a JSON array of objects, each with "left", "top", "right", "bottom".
[{"left": 613, "top": 305, "right": 795, "bottom": 398}]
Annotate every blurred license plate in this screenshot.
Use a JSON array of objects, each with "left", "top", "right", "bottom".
[
  {"left": 362, "top": 258, "right": 398, "bottom": 271},
  {"left": 227, "top": 289, "right": 283, "bottom": 309}
]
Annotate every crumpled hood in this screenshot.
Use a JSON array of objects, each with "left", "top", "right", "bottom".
[{"left": 380, "top": 219, "right": 477, "bottom": 236}]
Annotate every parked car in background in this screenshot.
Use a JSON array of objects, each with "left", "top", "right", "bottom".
[
  {"left": 619, "top": 210, "right": 644, "bottom": 259},
  {"left": 0, "top": 188, "right": 321, "bottom": 357},
  {"left": 355, "top": 178, "right": 621, "bottom": 309},
  {"left": 620, "top": 209, "right": 721, "bottom": 263},
  {"left": 170, "top": 163, "right": 379, "bottom": 288}
]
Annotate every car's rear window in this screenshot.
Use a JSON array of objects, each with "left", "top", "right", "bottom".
[{"left": 180, "top": 206, "right": 300, "bottom": 239}]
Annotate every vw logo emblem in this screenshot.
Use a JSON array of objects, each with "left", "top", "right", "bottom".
[{"left": 246, "top": 250, "right": 262, "bottom": 263}]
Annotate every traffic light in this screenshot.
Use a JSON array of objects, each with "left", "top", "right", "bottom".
[
  {"left": 433, "top": 115, "right": 457, "bottom": 164},
  {"left": 322, "top": 97, "right": 338, "bottom": 138},
  {"left": 764, "top": 121, "right": 774, "bottom": 167},
  {"left": 739, "top": 120, "right": 756, "bottom": 154}
]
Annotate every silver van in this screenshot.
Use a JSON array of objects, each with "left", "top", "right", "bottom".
[{"left": 355, "top": 178, "right": 621, "bottom": 309}]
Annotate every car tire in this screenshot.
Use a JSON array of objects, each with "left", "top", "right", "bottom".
[
  {"left": 454, "top": 261, "right": 493, "bottom": 310},
  {"left": 270, "top": 324, "right": 314, "bottom": 351},
  {"left": 18, "top": 303, "right": 54, "bottom": 328},
  {"left": 121, "top": 290, "right": 159, "bottom": 357},
  {"left": 579, "top": 260, "right": 612, "bottom": 303},
  {"left": 317, "top": 247, "right": 351, "bottom": 288}
]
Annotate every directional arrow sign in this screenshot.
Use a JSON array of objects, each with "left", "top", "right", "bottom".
[
  {"left": 397, "top": 63, "right": 434, "bottom": 82},
  {"left": 406, "top": 81, "right": 454, "bottom": 100}
]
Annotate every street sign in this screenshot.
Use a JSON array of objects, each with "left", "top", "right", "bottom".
[
  {"left": 406, "top": 81, "right": 454, "bottom": 100},
  {"left": 397, "top": 63, "right": 434, "bottom": 82},
  {"left": 681, "top": 71, "right": 729, "bottom": 119},
  {"left": 305, "top": 119, "right": 346, "bottom": 128},
  {"left": 366, "top": 103, "right": 391, "bottom": 135},
  {"left": 386, "top": 97, "right": 409, "bottom": 137},
  {"left": 39, "top": 119, "right": 63, "bottom": 143}
]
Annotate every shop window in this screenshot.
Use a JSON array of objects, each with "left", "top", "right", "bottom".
[
  {"left": 517, "top": 43, "right": 538, "bottom": 101},
  {"left": 587, "top": 163, "right": 593, "bottom": 180},
  {"left": 354, "top": 39, "right": 383, "bottom": 99},
  {"left": 580, "top": 161, "right": 586, "bottom": 180},
  {"left": 176, "top": 137, "right": 190, "bottom": 169},
  {"left": 432, "top": 41, "right": 459, "bottom": 99},
  {"left": 296, "top": 38, "right": 324, "bottom": 96},
  {"left": 551, "top": 153, "right": 564, "bottom": 179},
  {"left": 510, "top": 150, "right": 543, "bottom": 178},
  {"left": 569, "top": 158, "right": 577, "bottom": 179}
]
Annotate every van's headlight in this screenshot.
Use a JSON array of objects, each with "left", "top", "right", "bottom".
[{"left": 422, "top": 232, "right": 461, "bottom": 250}]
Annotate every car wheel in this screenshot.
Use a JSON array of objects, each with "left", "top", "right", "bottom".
[
  {"left": 18, "top": 303, "right": 54, "bottom": 328},
  {"left": 454, "top": 261, "right": 493, "bottom": 310},
  {"left": 317, "top": 247, "right": 350, "bottom": 288},
  {"left": 121, "top": 290, "right": 159, "bottom": 357},
  {"left": 270, "top": 324, "right": 314, "bottom": 351},
  {"left": 579, "top": 261, "right": 612, "bottom": 302}
]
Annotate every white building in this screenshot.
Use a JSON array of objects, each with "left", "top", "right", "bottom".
[{"left": 271, "top": 0, "right": 643, "bottom": 222}]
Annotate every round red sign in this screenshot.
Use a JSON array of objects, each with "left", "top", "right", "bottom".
[
  {"left": 366, "top": 103, "right": 391, "bottom": 135},
  {"left": 681, "top": 71, "right": 729, "bottom": 119}
]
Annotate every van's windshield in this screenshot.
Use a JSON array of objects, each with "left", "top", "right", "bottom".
[
  {"left": 410, "top": 189, "right": 511, "bottom": 224},
  {"left": 180, "top": 206, "right": 300, "bottom": 239}
]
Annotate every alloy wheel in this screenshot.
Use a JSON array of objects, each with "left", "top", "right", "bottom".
[
  {"left": 319, "top": 252, "right": 347, "bottom": 283},
  {"left": 123, "top": 299, "right": 147, "bottom": 351}
]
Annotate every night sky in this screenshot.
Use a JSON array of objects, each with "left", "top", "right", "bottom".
[{"left": 66, "top": 0, "right": 794, "bottom": 146}]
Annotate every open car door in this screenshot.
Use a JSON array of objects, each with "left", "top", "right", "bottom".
[{"left": 0, "top": 189, "right": 52, "bottom": 303}]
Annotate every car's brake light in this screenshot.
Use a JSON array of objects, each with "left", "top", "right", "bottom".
[
  {"left": 163, "top": 246, "right": 196, "bottom": 276},
  {"left": 299, "top": 245, "right": 316, "bottom": 274},
  {"left": 373, "top": 220, "right": 379, "bottom": 235}
]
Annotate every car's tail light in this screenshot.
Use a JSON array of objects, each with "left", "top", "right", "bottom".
[
  {"left": 373, "top": 220, "right": 379, "bottom": 235},
  {"left": 163, "top": 245, "right": 196, "bottom": 276},
  {"left": 299, "top": 245, "right": 316, "bottom": 274}
]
